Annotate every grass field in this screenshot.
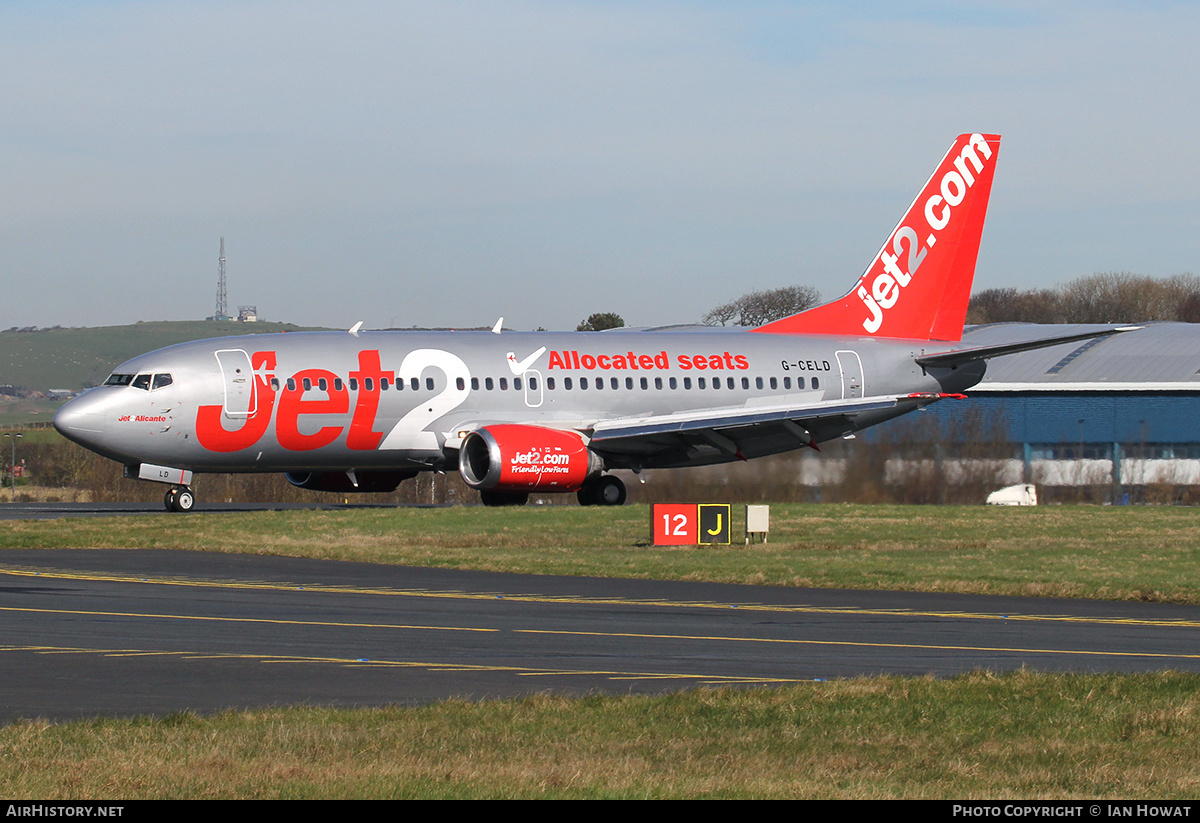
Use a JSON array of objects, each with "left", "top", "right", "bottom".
[
  {"left": 4, "top": 502, "right": 1200, "bottom": 798},
  {"left": 5, "top": 672, "right": 1200, "bottom": 798}
]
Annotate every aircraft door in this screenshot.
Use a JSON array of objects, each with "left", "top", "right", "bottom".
[
  {"left": 215, "top": 349, "right": 256, "bottom": 418},
  {"left": 835, "top": 350, "right": 864, "bottom": 399},
  {"left": 524, "top": 370, "right": 543, "bottom": 408}
]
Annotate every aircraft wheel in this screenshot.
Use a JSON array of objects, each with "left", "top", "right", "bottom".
[
  {"left": 576, "top": 480, "right": 597, "bottom": 506},
  {"left": 480, "top": 490, "right": 529, "bottom": 507},
  {"left": 174, "top": 487, "right": 195, "bottom": 512},
  {"left": 165, "top": 486, "right": 195, "bottom": 513},
  {"left": 578, "top": 475, "right": 627, "bottom": 507},
  {"left": 595, "top": 475, "right": 626, "bottom": 506}
]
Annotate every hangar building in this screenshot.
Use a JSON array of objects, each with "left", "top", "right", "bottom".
[{"left": 922, "top": 322, "right": 1200, "bottom": 493}]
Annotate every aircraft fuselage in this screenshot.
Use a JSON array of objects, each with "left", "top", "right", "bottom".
[{"left": 55, "top": 328, "right": 977, "bottom": 474}]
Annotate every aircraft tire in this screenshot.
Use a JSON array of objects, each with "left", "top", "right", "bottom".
[
  {"left": 576, "top": 481, "right": 597, "bottom": 506},
  {"left": 163, "top": 489, "right": 177, "bottom": 512},
  {"left": 595, "top": 475, "right": 627, "bottom": 506},
  {"left": 577, "top": 475, "right": 627, "bottom": 506},
  {"left": 174, "top": 487, "right": 195, "bottom": 512},
  {"left": 479, "top": 490, "right": 529, "bottom": 507}
]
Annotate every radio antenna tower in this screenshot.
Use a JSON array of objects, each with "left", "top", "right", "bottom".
[{"left": 214, "top": 237, "right": 229, "bottom": 321}]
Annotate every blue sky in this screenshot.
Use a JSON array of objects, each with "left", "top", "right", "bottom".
[{"left": 2, "top": 1, "right": 1196, "bottom": 331}]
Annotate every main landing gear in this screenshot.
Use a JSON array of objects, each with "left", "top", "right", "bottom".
[
  {"left": 164, "top": 485, "right": 195, "bottom": 513},
  {"left": 476, "top": 474, "right": 628, "bottom": 507},
  {"left": 577, "top": 474, "right": 627, "bottom": 507}
]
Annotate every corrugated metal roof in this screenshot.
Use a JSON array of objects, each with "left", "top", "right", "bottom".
[{"left": 966, "top": 323, "right": 1200, "bottom": 389}]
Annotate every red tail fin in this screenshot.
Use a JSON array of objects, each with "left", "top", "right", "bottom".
[{"left": 753, "top": 133, "right": 1001, "bottom": 341}]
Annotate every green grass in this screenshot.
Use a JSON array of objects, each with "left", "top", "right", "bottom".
[
  {"left": 4, "top": 672, "right": 1200, "bottom": 798},
  {"left": 2, "top": 503, "right": 1199, "bottom": 602}
]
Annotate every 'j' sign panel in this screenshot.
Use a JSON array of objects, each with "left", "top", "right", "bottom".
[{"left": 53, "top": 134, "right": 1132, "bottom": 511}]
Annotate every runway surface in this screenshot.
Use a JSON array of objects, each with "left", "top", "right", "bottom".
[
  {"left": 0, "top": 501, "right": 443, "bottom": 520},
  {"left": 2, "top": 547, "right": 1200, "bottom": 722}
]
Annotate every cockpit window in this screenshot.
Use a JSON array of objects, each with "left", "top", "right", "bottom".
[
  {"left": 104, "top": 373, "right": 135, "bottom": 386},
  {"left": 152, "top": 373, "right": 173, "bottom": 390},
  {"left": 131, "top": 374, "right": 151, "bottom": 390}
]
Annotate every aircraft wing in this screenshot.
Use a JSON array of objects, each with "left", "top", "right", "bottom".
[{"left": 585, "top": 393, "right": 935, "bottom": 461}]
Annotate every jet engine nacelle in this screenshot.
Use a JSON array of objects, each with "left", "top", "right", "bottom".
[
  {"left": 458, "top": 424, "right": 602, "bottom": 493},
  {"left": 284, "top": 470, "right": 417, "bottom": 494}
]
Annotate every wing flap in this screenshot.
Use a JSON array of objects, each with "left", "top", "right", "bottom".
[{"left": 589, "top": 395, "right": 910, "bottom": 445}]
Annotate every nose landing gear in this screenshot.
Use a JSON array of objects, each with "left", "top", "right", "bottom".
[{"left": 164, "top": 486, "right": 195, "bottom": 513}]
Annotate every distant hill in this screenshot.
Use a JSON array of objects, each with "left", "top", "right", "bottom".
[{"left": 0, "top": 320, "right": 330, "bottom": 391}]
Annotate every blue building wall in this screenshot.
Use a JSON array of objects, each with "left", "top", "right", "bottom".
[{"left": 915, "top": 393, "right": 1200, "bottom": 446}]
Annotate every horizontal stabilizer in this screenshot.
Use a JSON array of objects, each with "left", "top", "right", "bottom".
[{"left": 914, "top": 326, "right": 1141, "bottom": 369}]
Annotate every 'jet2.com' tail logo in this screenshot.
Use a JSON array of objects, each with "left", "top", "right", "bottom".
[{"left": 856, "top": 133, "right": 997, "bottom": 335}]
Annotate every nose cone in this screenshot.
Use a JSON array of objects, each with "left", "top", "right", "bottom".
[{"left": 54, "top": 391, "right": 110, "bottom": 452}]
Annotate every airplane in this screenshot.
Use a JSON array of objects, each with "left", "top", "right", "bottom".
[{"left": 53, "top": 133, "right": 1134, "bottom": 512}]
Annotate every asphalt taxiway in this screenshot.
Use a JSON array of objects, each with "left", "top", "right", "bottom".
[{"left": 2, "top": 547, "right": 1200, "bottom": 722}]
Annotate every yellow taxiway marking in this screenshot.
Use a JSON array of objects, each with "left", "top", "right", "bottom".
[
  {"left": 0, "top": 605, "right": 495, "bottom": 633},
  {"left": 0, "top": 644, "right": 801, "bottom": 685},
  {"left": 518, "top": 629, "right": 1200, "bottom": 661},
  {"left": 2, "top": 564, "right": 1198, "bottom": 630}
]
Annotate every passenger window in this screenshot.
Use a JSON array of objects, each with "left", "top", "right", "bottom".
[
  {"left": 547, "top": 377, "right": 555, "bottom": 390},
  {"left": 770, "top": 377, "right": 777, "bottom": 390},
  {"left": 755, "top": 377, "right": 763, "bottom": 390},
  {"left": 287, "top": 378, "right": 297, "bottom": 391},
  {"left": 654, "top": 377, "right": 663, "bottom": 390},
  {"left": 426, "top": 377, "right": 435, "bottom": 391},
  {"left": 529, "top": 377, "right": 538, "bottom": 390},
  {"left": 132, "top": 374, "right": 151, "bottom": 390},
  {"left": 411, "top": 377, "right": 419, "bottom": 391},
  {"left": 610, "top": 377, "right": 618, "bottom": 390},
  {"left": 318, "top": 378, "right": 328, "bottom": 391},
  {"left": 500, "top": 378, "right": 508, "bottom": 391},
  {"left": 698, "top": 377, "right": 706, "bottom": 389},
  {"left": 471, "top": 377, "right": 479, "bottom": 391},
  {"left": 626, "top": 377, "right": 633, "bottom": 390},
  {"left": 812, "top": 377, "right": 819, "bottom": 390},
  {"left": 485, "top": 377, "right": 494, "bottom": 390},
  {"left": 669, "top": 377, "right": 677, "bottom": 390},
  {"left": 272, "top": 378, "right": 281, "bottom": 392},
  {"left": 684, "top": 377, "right": 692, "bottom": 390},
  {"left": 349, "top": 378, "right": 358, "bottom": 391},
  {"left": 742, "top": 377, "right": 750, "bottom": 390},
  {"left": 381, "top": 378, "right": 390, "bottom": 391},
  {"left": 514, "top": 378, "right": 522, "bottom": 391},
  {"left": 564, "top": 377, "right": 572, "bottom": 390},
  {"left": 457, "top": 377, "right": 466, "bottom": 390},
  {"left": 365, "top": 378, "right": 374, "bottom": 391},
  {"left": 727, "top": 377, "right": 735, "bottom": 390},
  {"left": 640, "top": 377, "right": 648, "bottom": 390},
  {"left": 302, "top": 377, "right": 312, "bottom": 391},
  {"left": 783, "top": 377, "right": 791, "bottom": 390}
]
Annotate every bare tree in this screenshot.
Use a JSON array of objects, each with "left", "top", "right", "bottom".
[
  {"left": 702, "top": 285, "right": 821, "bottom": 326},
  {"left": 968, "top": 272, "right": 1200, "bottom": 325}
]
